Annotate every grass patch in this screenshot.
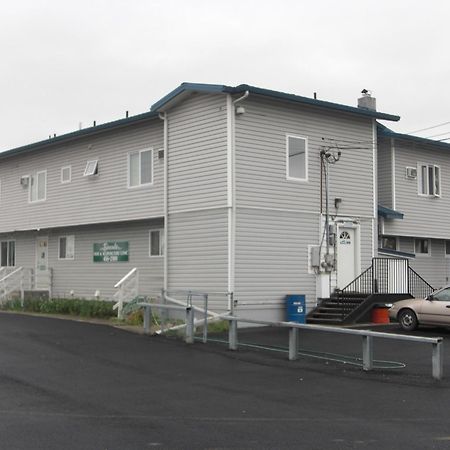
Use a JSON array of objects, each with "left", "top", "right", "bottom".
[{"left": 1, "top": 298, "right": 116, "bottom": 319}]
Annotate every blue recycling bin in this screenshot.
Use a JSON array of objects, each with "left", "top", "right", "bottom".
[{"left": 286, "top": 295, "right": 306, "bottom": 323}]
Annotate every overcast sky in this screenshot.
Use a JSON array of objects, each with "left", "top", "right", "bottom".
[{"left": 1, "top": 0, "right": 449, "bottom": 152}]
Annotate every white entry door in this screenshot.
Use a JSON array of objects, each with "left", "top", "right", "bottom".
[
  {"left": 336, "top": 227, "right": 359, "bottom": 289},
  {"left": 35, "top": 236, "right": 49, "bottom": 289}
]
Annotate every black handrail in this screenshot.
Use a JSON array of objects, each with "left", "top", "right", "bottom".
[{"left": 335, "top": 257, "right": 434, "bottom": 322}]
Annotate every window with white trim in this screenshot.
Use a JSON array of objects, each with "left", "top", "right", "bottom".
[
  {"left": 286, "top": 135, "right": 308, "bottom": 181},
  {"left": 58, "top": 235, "right": 75, "bottom": 260},
  {"left": 418, "top": 164, "right": 440, "bottom": 197},
  {"left": 445, "top": 241, "right": 450, "bottom": 257},
  {"left": 1, "top": 240, "right": 15, "bottom": 267},
  {"left": 61, "top": 166, "right": 71, "bottom": 183},
  {"left": 29, "top": 171, "right": 47, "bottom": 202},
  {"left": 129, "top": 149, "right": 153, "bottom": 187},
  {"left": 414, "top": 238, "right": 430, "bottom": 255},
  {"left": 84, "top": 160, "right": 98, "bottom": 176},
  {"left": 149, "top": 229, "right": 164, "bottom": 257}
]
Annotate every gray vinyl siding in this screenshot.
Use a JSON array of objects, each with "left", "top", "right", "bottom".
[
  {"left": 234, "top": 95, "right": 375, "bottom": 218},
  {"left": 377, "top": 137, "right": 393, "bottom": 208},
  {"left": 234, "top": 208, "right": 317, "bottom": 319},
  {"left": 384, "top": 139, "right": 450, "bottom": 239},
  {"left": 0, "top": 119, "right": 164, "bottom": 233},
  {"left": 399, "top": 237, "right": 449, "bottom": 288},
  {"left": 167, "top": 208, "right": 228, "bottom": 311},
  {"left": 167, "top": 92, "right": 228, "bottom": 212},
  {"left": 3, "top": 220, "right": 164, "bottom": 299},
  {"left": 360, "top": 218, "right": 374, "bottom": 270}
]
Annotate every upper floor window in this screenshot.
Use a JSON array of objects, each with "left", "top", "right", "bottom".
[
  {"left": 129, "top": 149, "right": 153, "bottom": 188},
  {"left": 286, "top": 135, "right": 308, "bottom": 181},
  {"left": 418, "top": 164, "right": 440, "bottom": 197},
  {"left": 414, "top": 238, "right": 430, "bottom": 256},
  {"left": 1, "top": 240, "right": 15, "bottom": 267},
  {"left": 84, "top": 160, "right": 98, "bottom": 177},
  {"left": 58, "top": 235, "right": 75, "bottom": 260},
  {"left": 61, "top": 166, "right": 71, "bottom": 183},
  {"left": 29, "top": 171, "right": 46, "bottom": 202},
  {"left": 149, "top": 229, "right": 164, "bottom": 257}
]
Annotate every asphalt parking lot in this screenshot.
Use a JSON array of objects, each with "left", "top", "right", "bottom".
[{"left": 1, "top": 313, "right": 450, "bottom": 450}]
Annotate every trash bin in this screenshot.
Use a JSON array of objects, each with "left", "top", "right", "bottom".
[
  {"left": 371, "top": 304, "right": 390, "bottom": 324},
  {"left": 286, "top": 295, "right": 306, "bottom": 323}
]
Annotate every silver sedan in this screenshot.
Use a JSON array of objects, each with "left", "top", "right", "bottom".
[{"left": 389, "top": 286, "right": 450, "bottom": 331}]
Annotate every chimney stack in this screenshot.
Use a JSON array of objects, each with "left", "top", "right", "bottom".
[{"left": 358, "top": 89, "right": 376, "bottom": 111}]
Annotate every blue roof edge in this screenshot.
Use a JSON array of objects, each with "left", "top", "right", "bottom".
[
  {"left": 378, "top": 122, "right": 450, "bottom": 150},
  {"left": 151, "top": 82, "right": 400, "bottom": 122},
  {"left": 378, "top": 248, "right": 415, "bottom": 259},
  {"left": 0, "top": 110, "right": 159, "bottom": 160},
  {"left": 378, "top": 204, "right": 404, "bottom": 220}
]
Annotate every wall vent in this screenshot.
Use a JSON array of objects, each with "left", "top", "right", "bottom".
[{"left": 406, "top": 167, "right": 417, "bottom": 179}]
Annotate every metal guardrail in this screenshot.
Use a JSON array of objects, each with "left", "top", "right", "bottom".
[{"left": 223, "top": 316, "right": 444, "bottom": 381}]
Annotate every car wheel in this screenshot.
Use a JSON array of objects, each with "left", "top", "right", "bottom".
[{"left": 398, "top": 309, "right": 418, "bottom": 331}]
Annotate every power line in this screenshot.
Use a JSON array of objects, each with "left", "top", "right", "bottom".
[
  {"left": 407, "top": 121, "right": 450, "bottom": 134},
  {"left": 425, "top": 130, "right": 450, "bottom": 139}
]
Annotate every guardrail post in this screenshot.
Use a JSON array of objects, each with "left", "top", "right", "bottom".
[
  {"left": 362, "top": 335, "right": 373, "bottom": 371},
  {"left": 288, "top": 327, "right": 298, "bottom": 361},
  {"left": 185, "top": 307, "right": 194, "bottom": 344},
  {"left": 203, "top": 294, "right": 208, "bottom": 343},
  {"left": 143, "top": 305, "right": 152, "bottom": 334},
  {"left": 432, "top": 341, "right": 444, "bottom": 380},
  {"left": 229, "top": 318, "right": 238, "bottom": 350}
]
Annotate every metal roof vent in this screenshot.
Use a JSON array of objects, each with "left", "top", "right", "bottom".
[{"left": 358, "top": 89, "right": 376, "bottom": 111}]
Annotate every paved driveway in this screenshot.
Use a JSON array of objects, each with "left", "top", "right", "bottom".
[{"left": 1, "top": 313, "right": 450, "bottom": 449}]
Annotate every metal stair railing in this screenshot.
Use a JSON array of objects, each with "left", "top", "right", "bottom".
[
  {"left": 408, "top": 266, "right": 434, "bottom": 299},
  {"left": 0, "top": 267, "right": 25, "bottom": 304},
  {"left": 113, "top": 268, "right": 139, "bottom": 319}
]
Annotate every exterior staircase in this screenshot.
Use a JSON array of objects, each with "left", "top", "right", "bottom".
[{"left": 307, "top": 257, "right": 434, "bottom": 325}]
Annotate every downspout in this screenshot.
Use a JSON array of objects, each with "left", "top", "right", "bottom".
[
  {"left": 372, "top": 119, "right": 378, "bottom": 258},
  {"left": 159, "top": 112, "right": 168, "bottom": 291},
  {"left": 226, "top": 90, "right": 249, "bottom": 307}
]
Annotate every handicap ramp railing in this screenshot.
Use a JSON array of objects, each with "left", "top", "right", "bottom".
[
  {"left": 113, "top": 268, "right": 139, "bottom": 319},
  {"left": 0, "top": 267, "right": 27, "bottom": 304}
]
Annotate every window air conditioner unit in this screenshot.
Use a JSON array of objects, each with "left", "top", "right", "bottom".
[
  {"left": 20, "top": 175, "right": 30, "bottom": 187},
  {"left": 406, "top": 167, "right": 417, "bottom": 179}
]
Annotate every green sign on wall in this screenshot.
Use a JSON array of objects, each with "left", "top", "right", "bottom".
[{"left": 93, "top": 241, "right": 129, "bottom": 262}]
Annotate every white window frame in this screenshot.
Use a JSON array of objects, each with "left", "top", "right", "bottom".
[
  {"left": 29, "top": 170, "right": 47, "bottom": 203},
  {"left": 0, "top": 240, "right": 16, "bottom": 267},
  {"left": 61, "top": 166, "right": 72, "bottom": 184},
  {"left": 84, "top": 160, "right": 98, "bottom": 177},
  {"left": 417, "top": 163, "right": 441, "bottom": 197},
  {"left": 58, "top": 235, "right": 75, "bottom": 260},
  {"left": 149, "top": 229, "right": 164, "bottom": 257},
  {"left": 414, "top": 238, "right": 431, "bottom": 257},
  {"left": 445, "top": 241, "right": 450, "bottom": 258},
  {"left": 128, "top": 148, "right": 154, "bottom": 188},
  {"left": 286, "top": 134, "right": 308, "bottom": 182}
]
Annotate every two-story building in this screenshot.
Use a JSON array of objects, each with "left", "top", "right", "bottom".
[
  {"left": 378, "top": 123, "right": 450, "bottom": 289},
  {"left": 0, "top": 83, "right": 407, "bottom": 320}
]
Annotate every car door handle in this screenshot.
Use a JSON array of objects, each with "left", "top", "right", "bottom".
[{"left": 446, "top": 305, "right": 450, "bottom": 308}]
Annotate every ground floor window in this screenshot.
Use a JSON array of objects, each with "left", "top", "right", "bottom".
[
  {"left": 445, "top": 241, "right": 450, "bottom": 257},
  {"left": 414, "top": 238, "right": 430, "bottom": 255},
  {"left": 381, "top": 236, "right": 397, "bottom": 251},
  {"left": 1, "top": 240, "right": 15, "bottom": 267},
  {"left": 149, "top": 229, "right": 164, "bottom": 257},
  {"left": 58, "top": 235, "right": 75, "bottom": 260}
]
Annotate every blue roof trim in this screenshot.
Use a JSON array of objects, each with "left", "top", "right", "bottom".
[
  {"left": 378, "top": 248, "right": 415, "bottom": 259},
  {"left": 378, "top": 122, "right": 450, "bottom": 150},
  {"left": 378, "top": 205, "right": 404, "bottom": 220},
  {"left": 151, "top": 82, "right": 400, "bottom": 122},
  {"left": 151, "top": 83, "right": 228, "bottom": 111},
  {"left": 0, "top": 110, "right": 159, "bottom": 160}
]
